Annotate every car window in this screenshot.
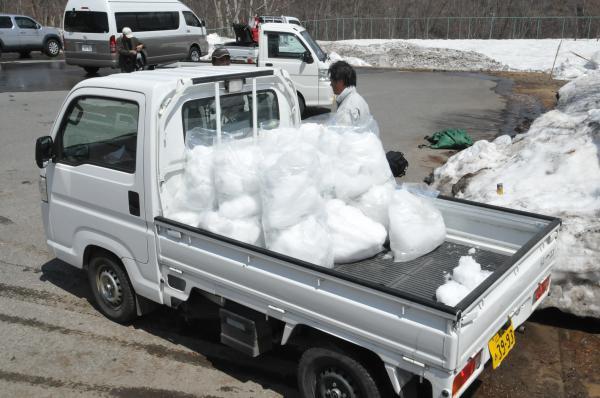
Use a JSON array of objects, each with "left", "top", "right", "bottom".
[
  {"left": 182, "top": 90, "right": 280, "bottom": 145},
  {"left": 15, "top": 17, "right": 37, "bottom": 29},
  {"left": 64, "top": 11, "right": 109, "bottom": 33},
  {"left": 267, "top": 33, "right": 306, "bottom": 59},
  {"left": 58, "top": 97, "right": 139, "bottom": 173},
  {"left": 183, "top": 11, "right": 200, "bottom": 27},
  {"left": 116, "top": 12, "right": 180, "bottom": 32},
  {"left": 0, "top": 16, "right": 13, "bottom": 29}
]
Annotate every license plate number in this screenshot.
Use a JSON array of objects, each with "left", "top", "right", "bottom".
[
  {"left": 82, "top": 44, "right": 92, "bottom": 52},
  {"left": 488, "top": 319, "right": 516, "bottom": 369}
]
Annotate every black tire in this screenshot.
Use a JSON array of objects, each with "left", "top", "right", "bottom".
[
  {"left": 44, "top": 38, "right": 61, "bottom": 57},
  {"left": 88, "top": 253, "right": 137, "bottom": 324},
  {"left": 19, "top": 51, "right": 31, "bottom": 58},
  {"left": 298, "top": 347, "right": 382, "bottom": 398},
  {"left": 83, "top": 66, "right": 99, "bottom": 75},
  {"left": 298, "top": 93, "right": 306, "bottom": 118},
  {"left": 188, "top": 45, "right": 201, "bottom": 62}
]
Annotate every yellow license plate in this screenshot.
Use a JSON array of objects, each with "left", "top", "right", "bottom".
[{"left": 488, "top": 319, "right": 516, "bottom": 369}]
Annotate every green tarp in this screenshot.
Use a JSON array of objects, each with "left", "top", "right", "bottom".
[{"left": 422, "top": 129, "right": 473, "bottom": 149}]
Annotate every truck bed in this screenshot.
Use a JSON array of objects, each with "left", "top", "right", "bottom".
[{"left": 334, "top": 242, "right": 508, "bottom": 309}]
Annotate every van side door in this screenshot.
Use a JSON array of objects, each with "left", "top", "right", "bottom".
[
  {"left": 45, "top": 88, "right": 149, "bottom": 265},
  {"left": 259, "top": 31, "right": 319, "bottom": 105}
]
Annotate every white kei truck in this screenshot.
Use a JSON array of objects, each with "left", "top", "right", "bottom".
[
  {"left": 35, "top": 66, "right": 561, "bottom": 398},
  {"left": 217, "top": 22, "right": 333, "bottom": 115}
]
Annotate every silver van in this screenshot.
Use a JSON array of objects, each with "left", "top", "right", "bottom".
[
  {"left": 0, "top": 13, "right": 62, "bottom": 58},
  {"left": 63, "top": 0, "right": 208, "bottom": 74}
]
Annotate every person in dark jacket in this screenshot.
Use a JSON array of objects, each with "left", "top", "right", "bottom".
[{"left": 117, "top": 27, "right": 145, "bottom": 73}]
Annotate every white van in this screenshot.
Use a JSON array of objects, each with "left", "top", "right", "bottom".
[{"left": 63, "top": 0, "right": 208, "bottom": 74}]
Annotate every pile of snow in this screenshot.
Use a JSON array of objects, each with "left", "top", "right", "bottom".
[
  {"left": 319, "top": 38, "right": 600, "bottom": 80},
  {"left": 388, "top": 188, "right": 446, "bottom": 262},
  {"left": 436, "top": 255, "right": 492, "bottom": 306},
  {"left": 162, "top": 120, "right": 400, "bottom": 267},
  {"left": 432, "top": 71, "right": 600, "bottom": 317}
]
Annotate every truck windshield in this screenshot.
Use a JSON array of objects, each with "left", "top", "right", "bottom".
[
  {"left": 300, "top": 30, "right": 326, "bottom": 62},
  {"left": 182, "top": 90, "right": 280, "bottom": 145},
  {"left": 64, "top": 11, "right": 109, "bottom": 33}
]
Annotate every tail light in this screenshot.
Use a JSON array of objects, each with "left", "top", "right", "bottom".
[
  {"left": 452, "top": 350, "right": 482, "bottom": 396},
  {"left": 533, "top": 275, "right": 551, "bottom": 303},
  {"left": 247, "top": 57, "right": 255, "bottom": 64},
  {"left": 109, "top": 35, "right": 116, "bottom": 53}
]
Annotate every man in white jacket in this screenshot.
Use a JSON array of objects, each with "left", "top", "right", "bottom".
[{"left": 329, "top": 61, "right": 371, "bottom": 126}]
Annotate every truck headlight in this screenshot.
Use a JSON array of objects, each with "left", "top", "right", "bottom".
[{"left": 319, "top": 68, "right": 329, "bottom": 82}]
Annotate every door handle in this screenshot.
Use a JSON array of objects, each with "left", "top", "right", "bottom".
[
  {"left": 265, "top": 63, "right": 273, "bottom": 67},
  {"left": 128, "top": 191, "right": 140, "bottom": 216}
]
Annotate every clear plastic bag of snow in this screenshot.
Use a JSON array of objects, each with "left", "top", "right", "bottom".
[
  {"left": 388, "top": 189, "right": 446, "bottom": 262},
  {"left": 326, "top": 199, "right": 387, "bottom": 263},
  {"left": 199, "top": 211, "right": 263, "bottom": 246},
  {"left": 268, "top": 215, "right": 334, "bottom": 268},
  {"left": 436, "top": 256, "right": 492, "bottom": 306},
  {"left": 213, "top": 138, "right": 261, "bottom": 203}
]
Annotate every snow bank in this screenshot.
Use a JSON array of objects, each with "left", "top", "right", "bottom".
[
  {"left": 432, "top": 71, "right": 600, "bottom": 317},
  {"left": 436, "top": 256, "right": 492, "bottom": 306},
  {"left": 320, "top": 38, "right": 600, "bottom": 80},
  {"left": 388, "top": 189, "right": 446, "bottom": 262}
]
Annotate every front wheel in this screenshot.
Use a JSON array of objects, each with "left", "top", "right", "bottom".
[
  {"left": 298, "top": 347, "right": 382, "bottom": 398},
  {"left": 88, "top": 253, "right": 137, "bottom": 324},
  {"left": 44, "top": 38, "right": 60, "bottom": 57},
  {"left": 188, "top": 45, "right": 201, "bottom": 62}
]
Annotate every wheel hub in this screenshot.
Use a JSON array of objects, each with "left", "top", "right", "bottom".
[
  {"left": 97, "top": 268, "right": 122, "bottom": 307},
  {"left": 318, "top": 368, "right": 357, "bottom": 398},
  {"left": 48, "top": 41, "right": 59, "bottom": 55}
]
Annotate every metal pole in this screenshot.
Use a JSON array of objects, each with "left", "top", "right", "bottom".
[
  {"left": 536, "top": 17, "right": 540, "bottom": 39},
  {"left": 343, "top": 17, "right": 345, "bottom": 40},
  {"left": 407, "top": 18, "right": 410, "bottom": 39},
  {"left": 336, "top": 18, "right": 339, "bottom": 41},
  {"left": 326, "top": 18, "right": 328, "bottom": 41},
  {"left": 353, "top": 18, "right": 356, "bottom": 39},
  {"left": 214, "top": 83, "right": 221, "bottom": 145},
  {"left": 489, "top": 15, "right": 494, "bottom": 39},
  {"left": 459, "top": 17, "right": 462, "bottom": 39},
  {"left": 561, "top": 17, "right": 565, "bottom": 39},
  {"left": 447, "top": 17, "right": 450, "bottom": 39},
  {"left": 252, "top": 79, "right": 257, "bottom": 139},
  {"left": 468, "top": 17, "right": 471, "bottom": 39},
  {"left": 588, "top": 16, "right": 592, "bottom": 39},
  {"left": 370, "top": 17, "right": 373, "bottom": 39},
  {"left": 512, "top": 17, "right": 516, "bottom": 39},
  {"left": 426, "top": 18, "right": 429, "bottom": 39},
  {"left": 389, "top": 17, "right": 391, "bottom": 39}
]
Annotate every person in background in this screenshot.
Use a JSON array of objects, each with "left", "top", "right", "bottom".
[
  {"left": 329, "top": 60, "right": 409, "bottom": 177},
  {"left": 328, "top": 60, "right": 371, "bottom": 126},
  {"left": 211, "top": 47, "right": 231, "bottom": 66},
  {"left": 117, "top": 27, "right": 145, "bottom": 73}
]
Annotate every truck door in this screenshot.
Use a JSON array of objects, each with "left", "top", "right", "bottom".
[
  {"left": 45, "top": 88, "right": 149, "bottom": 264},
  {"left": 14, "top": 16, "right": 41, "bottom": 48},
  {"left": 260, "top": 31, "right": 318, "bottom": 105}
]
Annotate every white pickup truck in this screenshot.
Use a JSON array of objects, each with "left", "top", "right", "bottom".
[
  {"left": 218, "top": 22, "right": 332, "bottom": 114},
  {"left": 35, "top": 66, "right": 560, "bottom": 398}
]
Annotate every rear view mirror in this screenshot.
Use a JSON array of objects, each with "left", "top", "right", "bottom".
[
  {"left": 201, "top": 19, "right": 206, "bottom": 27},
  {"left": 302, "top": 51, "right": 314, "bottom": 64},
  {"left": 35, "top": 136, "right": 54, "bottom": 168}
]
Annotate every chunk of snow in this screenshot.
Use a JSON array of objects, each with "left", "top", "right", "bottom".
[{"left": 436, "top": 256, "right": 491, "bottom": 307}]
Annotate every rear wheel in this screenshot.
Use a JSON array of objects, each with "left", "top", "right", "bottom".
[
  {"left": 88, "top": 253, "right": 137, "bottom": 324},
  {"left": 298, "top": 347, "right": 382, "bottom": 398},
  {"left": 188, "top": 45, "right": 201, "bottom": 62},
  {"left": 44, "top": 38, "right": 60, "bottom": 57},
  {"left": 83, "top": 66, "right": 99, "bottom": 75}
]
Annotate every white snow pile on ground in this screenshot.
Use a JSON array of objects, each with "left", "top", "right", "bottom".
[
  {"left": 436, "top": 255, "right": 492, "bottom": 306},
  {"left": 432, "top": 71, "right": 600, "bottom": 318},
  {"left": 162, "top": 121, "right": 401, "bottom": 268},
  {"left": 320, "top": 39, "right": 600, "bottom": 80},
  {"left": 320, "top": 40, "right": 503, "bottom": 71}
]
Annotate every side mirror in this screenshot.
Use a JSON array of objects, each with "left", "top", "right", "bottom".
[
  {"left": 36, "top": 23, "right": 41, "bottom": 29},
  {"left": 35, "top": 136, "right": 54, "bottom": 168},
  {"left": 201, "top": 19, "right": 206, "bottom": 27},
  {"left": 302, "top": 51, "right": 314, "bottom": 64}
]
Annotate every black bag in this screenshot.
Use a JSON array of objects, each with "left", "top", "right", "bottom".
[{"left": 386, "top": 151, "right": 409, "bottom": 178}]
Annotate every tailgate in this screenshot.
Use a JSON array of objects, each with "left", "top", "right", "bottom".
[{"left": 447, "top": 199, "right": 561, "bottom": 370}]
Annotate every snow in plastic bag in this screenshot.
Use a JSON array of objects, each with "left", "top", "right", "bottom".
[
  {"left": 213, "top": 137, "right": 262, "bottom": 204},
  {"left": 352, "top": 180, "right": 396, "bottom": 228},
  {"left": 326, "top": 199, "right": 387, "bottom": 263},
  {"left": 388, "top": 188, "right": 446, "bottom": 262},
  {"left": 179, "top": 144, "right": 216, "bottom": 212},
  {"left": 199, "top": 211, "right": 263, "bottom": 246}
]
